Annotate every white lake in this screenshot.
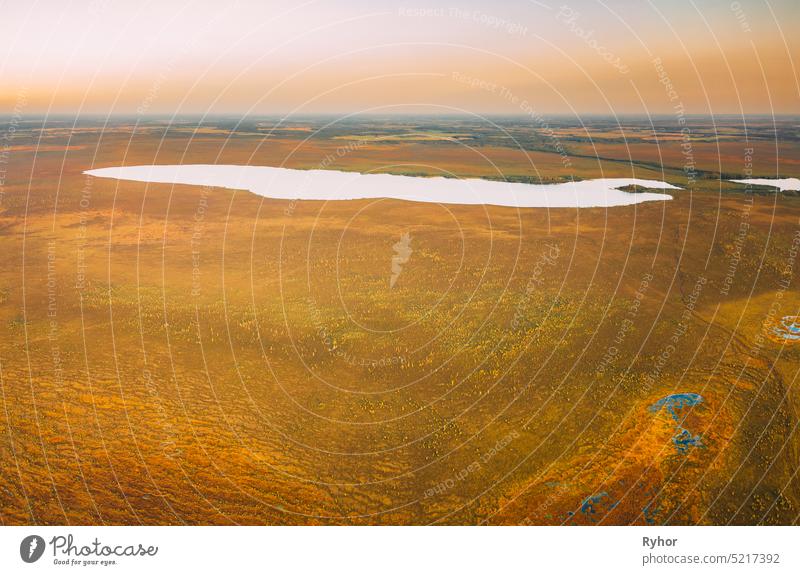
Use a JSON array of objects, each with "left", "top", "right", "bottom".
[
  {"left": 83, "top": 165, "right": 678, "bottom": 208},
  {"left": 729, "top": 178, "right": 800, "bottom": 191}
]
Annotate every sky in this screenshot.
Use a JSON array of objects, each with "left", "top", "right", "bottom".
[{"left": 1, "top": 0, "right": 798, "bottom": 116}]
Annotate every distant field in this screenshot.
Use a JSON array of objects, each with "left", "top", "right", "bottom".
[{"left": 1, "top": 117, "right": 799, "bottom": 525}]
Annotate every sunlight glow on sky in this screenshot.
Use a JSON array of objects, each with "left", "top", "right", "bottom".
[{"left": 1, "top": 0, "right": 798, "bottom": 115}]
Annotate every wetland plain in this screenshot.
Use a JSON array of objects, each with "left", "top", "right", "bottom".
[{"left": 1, "top": 115, "right": 799, "bottom": 525}]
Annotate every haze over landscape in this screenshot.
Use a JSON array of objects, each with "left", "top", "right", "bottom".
[{"left": 2, "top": 0, "right": 798, "bottom": 116}]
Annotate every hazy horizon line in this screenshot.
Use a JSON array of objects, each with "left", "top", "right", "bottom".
[{"left": 6, "top": 112, "right": 800, "bottom": 120}]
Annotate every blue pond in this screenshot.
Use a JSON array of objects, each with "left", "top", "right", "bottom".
[
  {"left": 581, "top": 492, "right": 608, "bottom": 515},
  {"left": 771, "top": 316, "right": 800, "bottom": 341},
  {"left": 642, "top": 501, "right": 660, "bottom": 525},
  {"left": 672, "top": 427, "right": 703, "bottom": 454},
  {"left": 649, "top": 393, "right": 703, "bottom": 422},
  {"left": 565, "top": 492, "right": 617, "bottom": 523},
  {"left": 649, "top": 393, "right": 705, "bottom": 454}
]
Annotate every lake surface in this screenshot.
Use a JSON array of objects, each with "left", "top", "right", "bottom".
[
  {"left": 84, "top": 164, "right": 678, "bottom": 208},
  {"left": 729, "top": 177, "right": 800, "bottom": 191}
]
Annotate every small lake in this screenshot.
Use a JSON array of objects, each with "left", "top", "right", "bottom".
[
  {"left": 84, "top": 165, "right": 677, "bottom": 208},
  {"left": 729, "top": 177, "right": 800, "bottom": 191}
]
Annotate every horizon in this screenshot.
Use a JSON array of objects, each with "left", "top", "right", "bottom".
[{"left": 8, "top": 112, "right": 800, "bottom": 120}]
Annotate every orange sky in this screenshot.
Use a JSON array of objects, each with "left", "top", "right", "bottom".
[{"left": 1, "top": 0, "right": 798, "bottom": 116}]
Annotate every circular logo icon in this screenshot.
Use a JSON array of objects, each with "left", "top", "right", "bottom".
[{"left": 20, "top": 535, "right": 46, "bottom": 563}]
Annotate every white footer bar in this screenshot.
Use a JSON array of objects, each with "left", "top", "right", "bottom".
[{"left": 0, "top": 526, "right": 796, "bottom": 574}]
